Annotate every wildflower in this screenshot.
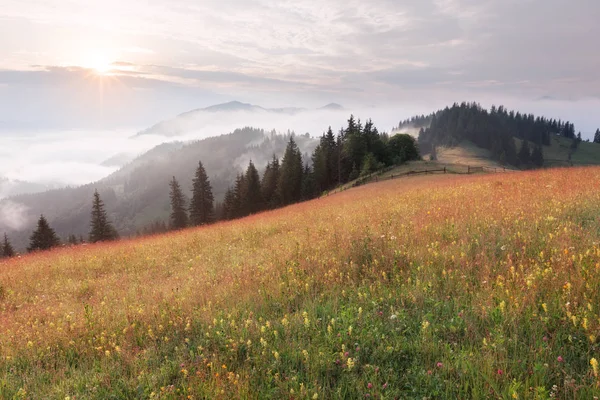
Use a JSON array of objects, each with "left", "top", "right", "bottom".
[
  {"left": 312, "top": 393, "right": 318, "bottom": 399},
  {"left": 437, "top": 362, "right": 443, "bottom": 368},
  {"left": 422, "top": 320, "right": 430, "bottom": 330},
  {"left": 497, "top": 369, "right": 503, "bottom": 375},
  {"left": 367, "top": 383, "right": 373, "bottom": 389},
  {"left": 591, "top": 358, "right": 599, "bottom": 377},
  {"left": 382, "top": 383, "right": 388, "bottom": 389},
  {"left": 273, "top": 351, "right": 280, "bottom": 361},
  {"left": 390, "top": 314, "right": 397, "bottom": 320},
  {"left": 557, "top": 356, "right": 564, "bottom": 363},
  {"left": 347, "top": 357, "right": 355, "bottom": 370}
]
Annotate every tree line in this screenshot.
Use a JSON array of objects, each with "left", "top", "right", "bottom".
[
  {"left": 1, "top": 115, "right": 420, "bottom": 253},
  {"left": 1, "top": 190, "right": 118, "bottom": 259},
  {"left": 167, "top": 116, "right": 419, "bottom": 229},
  {"left": 415, "top": 102, "right": 594, "bottom": 168}
]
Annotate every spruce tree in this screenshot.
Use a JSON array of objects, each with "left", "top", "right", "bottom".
[
  {"left": 189, "top": 161, "right": 214, "bottom": 226},
  {"left": 233, "top": 173, "right": 247, "bottom": 218},
  {"left": 2, "top": 234, "right": 15, "bottom": 258},
  {"left": 243, "top": 160, "right": 264, "bottom": 215},
  {"left": 531, "top": 146, "right": 544, "bottom": 167},
  {"left": 28, "top": 215, "right": 60, "bottom": 252},
  {"left": 89, "top": 190, "right": 119, "bottom": 243},
  {"left": 594, "top": 129, "right": 600, "bottom": 144},
  {"left": 222, "top": 186, "right": 237, "bottom": 220},
  {"left": 518, "top": 140, "right": 531, "bottom": 167},
  {"left": 169, "top": 176, "right": 188, "bottom": 230},
  {"left": 277, "top": 136, "right": 303, "bottom": 206},
  {"left": 261, "top": 155, "right": 280, "bottom": 209}
]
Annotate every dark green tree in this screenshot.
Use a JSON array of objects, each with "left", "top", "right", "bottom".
[
  {"left": 531, "top": 145, "right": 544, "bottom": 167},
  {"left": 388, "top": 134, "right": 420, "bottom": 164},
  {"left": 189, "top": 161, "right": 214, "bottom": 226},
  {"left": 89, "top": 190, "right": 119, "bottom": 243},
  {"left": 261, "top": 155, "right": 281, "bottom": 209},
  {"left": 301, "top": 163, "right": 317, "bottom": 200},
  {"left": 2, "top": 234, "right": 15, "bottom": 258},
  {"left": 221, "top": 186, "right": 237, "bottom": 220},
  {"left": 242, "top": 160, "right": 264, "bottom": 215},
  {"left": 169, "top": 176, "right": 188, "bottom": 230},
  {"left": 277, "top": 137, "right": 303, "bottom": 206},
  {"left": 594, "top": 129, "right": 600, "bottom": 144},
  {"left": 518, "top": 140, "right": 532, "bottom": 167},
  {"left": 28, "top": 215, "right": 60, "bottom": 252}
]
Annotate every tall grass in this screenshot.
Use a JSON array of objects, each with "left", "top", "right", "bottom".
[{"left": 1, "top": 169, "right": 600, "bottom": 399}]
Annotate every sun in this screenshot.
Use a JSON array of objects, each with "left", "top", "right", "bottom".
[{"left": 85, "top": 54, "right": 113, "bottom": 75}]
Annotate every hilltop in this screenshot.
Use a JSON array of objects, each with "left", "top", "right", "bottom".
[{"left": 1, "top": 168, "right": 600, "bottom": 398}]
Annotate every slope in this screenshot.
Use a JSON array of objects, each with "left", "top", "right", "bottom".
[
  {"left": 1, "top": 168, "right": 600, "bottom": 398},
  {"left": 1, "top": 128, "right": 317, "bottom": 250}
]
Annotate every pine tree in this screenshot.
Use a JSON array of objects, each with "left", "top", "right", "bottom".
[
  {"left": 222, "top": 186, "right": 237, "bottom": 220},
  {"left": 531, "top": 145, "right": 544, "bottom": 167},
  {"left": 594, "top": 129, "right": 600, "bottom": 144},
  {"left": 261, "top": 155, "right": 280, "bottom": 209},
  {"left": 89, "top": 190, "right": 119, "bottom": 243},
  {"left": 277, "top": 136, "right": 303, "bottom": 206},
  {"left": 518, "top": 140, "right": 531, "bottom": 167},
  {"left": 28, "top": 215, "right": 60, "bottom": 252},
  {"left": 243, "top": 160, "right": 264, "bottom": 215},
  {"left": 169, "top": 177, "right": 188, "bottom": 230},
  {"left": 189, "top": 161, "right": 214, "bottom": 226},
  {"left": 2, "top": 234, "right": 15, "bottom": 258}
]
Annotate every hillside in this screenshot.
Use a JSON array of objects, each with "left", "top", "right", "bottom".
[
  {"left": 538, "top": 135, "right": 600, "bottom": 166},
  {"left": 135, "top": 101, "right": 345, "bottom": 138},
  {"left": 1, "top": 169, "right": 600, "bottom": 398},
  {"left": 0, "top": 128, "right": 317, "bottom": 250}
]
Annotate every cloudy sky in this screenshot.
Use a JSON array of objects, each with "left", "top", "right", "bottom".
[{"left": 1, "top": 0, "right": 599, "bottom": 130}]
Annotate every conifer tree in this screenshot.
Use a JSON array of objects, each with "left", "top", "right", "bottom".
[
  {"left": 531, "top": 145, "right": 544, "bottom": 167},
  {"left": 261, "top": 155, "right": 280, "bottom": 209},
  {"left": 518, "top": 140, "right": 532, "bottom": 167},
  {"left": 233, "top": 173, "right": 247, "bottom": 218},
  {"left": 277, "top": 136, "right": 303, "bottom": 206},
  {"left": 594, "top": 129, "right": 600, "bottom": 144},
  {"left": 189, "top": 161, "right": 214, "bottom": 226},
  {"left": 222, "top": 186, "right": 237, "bottom": 220},
  {"left": 169, "top": 176, "right": 188, "bottom": 230},
  {"left": 28, "top": 215, "right": 60, "bottom": 252},
  {"left": 324, "top": 127, "right": 338, "bottom": 187},
  {"left": 243, "top": 160, "right": 264, "bottom": 215},
  {"left": 2, "top": 234, "right": 15, "bottom": 258},
  {"left": 89, "top": 190, "right": 119, "bottom": 243}
]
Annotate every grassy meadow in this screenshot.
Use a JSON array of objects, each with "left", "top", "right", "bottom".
[{"left": 1, "top": 168, "right": 600, "bottom": 399}]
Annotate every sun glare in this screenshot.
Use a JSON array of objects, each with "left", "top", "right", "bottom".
[{"left": 86, "top": 54, "right": 113, "bottom": 75}]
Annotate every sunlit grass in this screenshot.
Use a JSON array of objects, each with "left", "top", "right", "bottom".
[{"left": 1, "top": 168, "right": 600, "bottom": 398}]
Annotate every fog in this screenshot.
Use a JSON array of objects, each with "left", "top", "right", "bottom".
[
  {"left": 1, "top": 96, "right": 598, "bottom": 200},
  {"left": 0, "top": 105, "right": 415, "bottom": 198}
]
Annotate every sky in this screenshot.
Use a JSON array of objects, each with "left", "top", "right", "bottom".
[{"left": 0, "top": 0, "right": 599, "bottom": 190}]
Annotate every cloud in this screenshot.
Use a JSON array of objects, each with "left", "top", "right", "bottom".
[
  {"left": 0, "top": 0, "right": 598, "bottom": 132},
  {"left": 0, "top": 200, "right": 30, "bottom": 230}
]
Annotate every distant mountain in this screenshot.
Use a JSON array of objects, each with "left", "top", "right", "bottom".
[
  {"left": 134, "top": 101, "right": 344, "bottom": 138},
  {"left": 0, "top": 177, "right": 57, "bottom": 198},
  {"left": 319, "top": 103, "right": 344, "bottom": 111},
  {"left": 1, "top": 128, "right": 318, "bottom": 251}
]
